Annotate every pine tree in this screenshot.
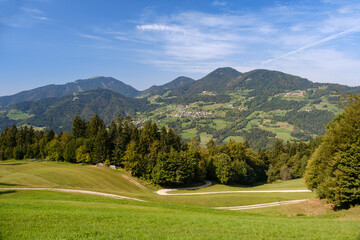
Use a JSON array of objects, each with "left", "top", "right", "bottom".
[{"left": 72, "top": 116, "right": 86, "bottom": 138}]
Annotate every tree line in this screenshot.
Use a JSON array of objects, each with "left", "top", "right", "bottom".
[{"left": 0, "top": 113, "right": 318, "bottom": 188}]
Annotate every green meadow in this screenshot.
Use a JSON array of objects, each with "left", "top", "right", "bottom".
[{"left": 1, "top": 160, "right": 359, "bottom": 239}]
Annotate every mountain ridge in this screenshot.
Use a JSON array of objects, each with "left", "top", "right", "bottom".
[{"left": 0, "top": 76, "right": 140, "bottom": 107}]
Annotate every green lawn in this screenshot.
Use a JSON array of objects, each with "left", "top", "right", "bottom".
[
  {"left": 1, "top": 190, "right": 359, "bottom": 240},
  {"left": 1, "top": 160, "right": 359, "bottom": 239}
]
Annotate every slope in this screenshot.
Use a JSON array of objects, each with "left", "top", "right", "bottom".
[{"left": 0, "top": 160, "right": 151, "bottom": 197}]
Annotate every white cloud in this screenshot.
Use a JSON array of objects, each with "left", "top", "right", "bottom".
[{"left": 136, "top": 24, "right": 187, "bottom": 33}]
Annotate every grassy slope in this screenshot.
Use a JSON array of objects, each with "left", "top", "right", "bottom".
[
  {"left": 1, "top": 190, "right": 359, "bottom": 240},
  {"left": 0, "top": 160, "right": 314, "bottom": 206},
  {"left": 0, "top": 160, "right": 359, "bottom": 239},
  {"left": 0, "top": 160, "right": 153, "bottom": 198}
]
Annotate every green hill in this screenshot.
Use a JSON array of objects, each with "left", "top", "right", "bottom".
[
  {"left": 0, "top": 76, "right": 140, "bottom": 107},
  {"left": 9, "top": 89, "right": 153, "bottom": 132},
  {"left": 140, "top": 76, "right": 195, "bottom": 97}
]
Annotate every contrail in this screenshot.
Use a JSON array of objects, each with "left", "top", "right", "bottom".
[{"left": 262, "top": 26, "right": 360, "bottom": 65}]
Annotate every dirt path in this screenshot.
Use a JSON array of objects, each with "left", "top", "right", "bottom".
[
  {"left": 214, "top": 199, "right": 309, "bottom": 210},
  {"left": 156, "top": 181, "right": 312, "bottom": 196},
  {"left": 156, "top": 181, "right": 212, "bottom": 195},
  {"left": 156, "top": 181, "right": 311, "bottom": 210},
  {"left": 0, "top": 187, "right": 146, "bottom": 202}
]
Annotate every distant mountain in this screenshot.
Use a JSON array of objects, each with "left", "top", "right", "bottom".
[
  {"left": 171, "top": 67, "right": 242, "bottom": 96},
  {"left": 11, "top": 89, "right": 152, "bottom": 132},
  {"left": 140, "top": 76, "right": 195, "bottom": 97},
  {"left": 0, "top": 76, "right": 140, "bottom": 107},
  {"left": 225, "top": 69, "right": 318, "bottom": 95}
]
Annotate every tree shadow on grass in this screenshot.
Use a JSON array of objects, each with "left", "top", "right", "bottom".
[
  {"left": 0, "top": 182, "right": 23, "bottom": 187},
  {"left": 0, "top": 162, "right": 27, "bottom": 166},
  {"left": 0, "top": 190, "right": 17, "bottom": 195}
]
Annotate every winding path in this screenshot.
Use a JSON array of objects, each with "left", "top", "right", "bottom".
[
  {"left": 214, "top": 199, "right": 309, "bottom": 210},
  {"left": 156, "top": 181, "right": 312, "bottom": 196},
  {"left": 156, "top": 181, "right": 312, "bottom": 210},
  {"left": 0, "top": 187, "right": 146, "bottom": 202}
]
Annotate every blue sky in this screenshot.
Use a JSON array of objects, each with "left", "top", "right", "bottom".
[{"left": 1, "top": 0, "right": 360, "bottom": 96}]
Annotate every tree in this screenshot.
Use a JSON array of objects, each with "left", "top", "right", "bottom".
[
  {"left": 305, "top": 94, "right": 360, "bottom": 208},
  {"left": 123, "top": 140, "right": 143, "bottom": 177},
  {"left": 72, "top": 116, "right": 86, "bottom": 138},
  {"left": 76, "top": 145, "right": 90, "bottom": 163},
  {"left": 214, "top": 153, "right": 232, "bottom": 184}
]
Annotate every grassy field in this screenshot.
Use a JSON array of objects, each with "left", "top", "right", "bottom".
[
  {"left": 6, "top": 109, "right": 31, "bottom": 120},
  {"left": 1, "top": 160, "right": 359, "bottom": 239}
]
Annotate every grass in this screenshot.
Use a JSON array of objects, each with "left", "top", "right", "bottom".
[
  {"left": 0, "top": 160, "right": 153, "bottom": 198},
  {"left": 223, "top": 136, "right": 244, "bottom": 143},
  {"left": 182, "top": 128, "right": 197, "bottom": 139},
  {"left": 212, "top": 119, "right": 227, "bottom": 130},
  {"left": 1, "top": 160, "right": 359, "bottom": 239},
  {"left": 199, "top": 133, "right": 213, "bottom": 146},
  {"left": 6, "top": 109, "right": 31, "bottom": 120},
  {"left": 1, "top": 190, "right": 360, "bottom": 239},
  {"left": 260, "top": 122, "right": 295, "bottom": 142}
]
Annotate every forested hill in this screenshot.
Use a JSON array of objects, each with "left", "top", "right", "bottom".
[
  {"left": 225, "top": 69, "right": 317, "bottom": 96},
  {"left": 140, "top": 76, "right": 195, "bottom": 97},
  {"left": 170, "top": 67, "right": 242, "bottom": 96},
  {"left": 8, "top": 89, "right": 153, "bottom": 133},
  {"left": 0, "top": 76, "right": 140, "bottom": 107}
]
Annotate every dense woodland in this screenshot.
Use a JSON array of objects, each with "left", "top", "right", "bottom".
[{"left": 0, "top": 114, "right": 316, "bottom": 187}]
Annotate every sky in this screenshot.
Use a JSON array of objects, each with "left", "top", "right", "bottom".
[{"left": 1, "top": 0, "right": 360, "bottom": 96}]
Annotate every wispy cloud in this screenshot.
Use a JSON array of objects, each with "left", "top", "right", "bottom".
[
  {"left": 136, "top": 11, "right": 272, "bottom": 62},
  {"left": 137, "top": 24, "right": 186, "bottom": 33},
  {"left": 78, "top": 33, "right": 108, "bottom": 41},
  {"left": 263, "top": 26, "right": 360, "bottom": 64},
  {"left": 113, "top": 36, "right": 131, "bottom": 41},
  {"left": 32, "top": 16, "right": 50, "bottom": 21},
  {"left": 21, "top": 7, "right": 43, "bottom": 14},
  {"left": 132, "top": 1, "right": 360, "bottom": 86}
]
